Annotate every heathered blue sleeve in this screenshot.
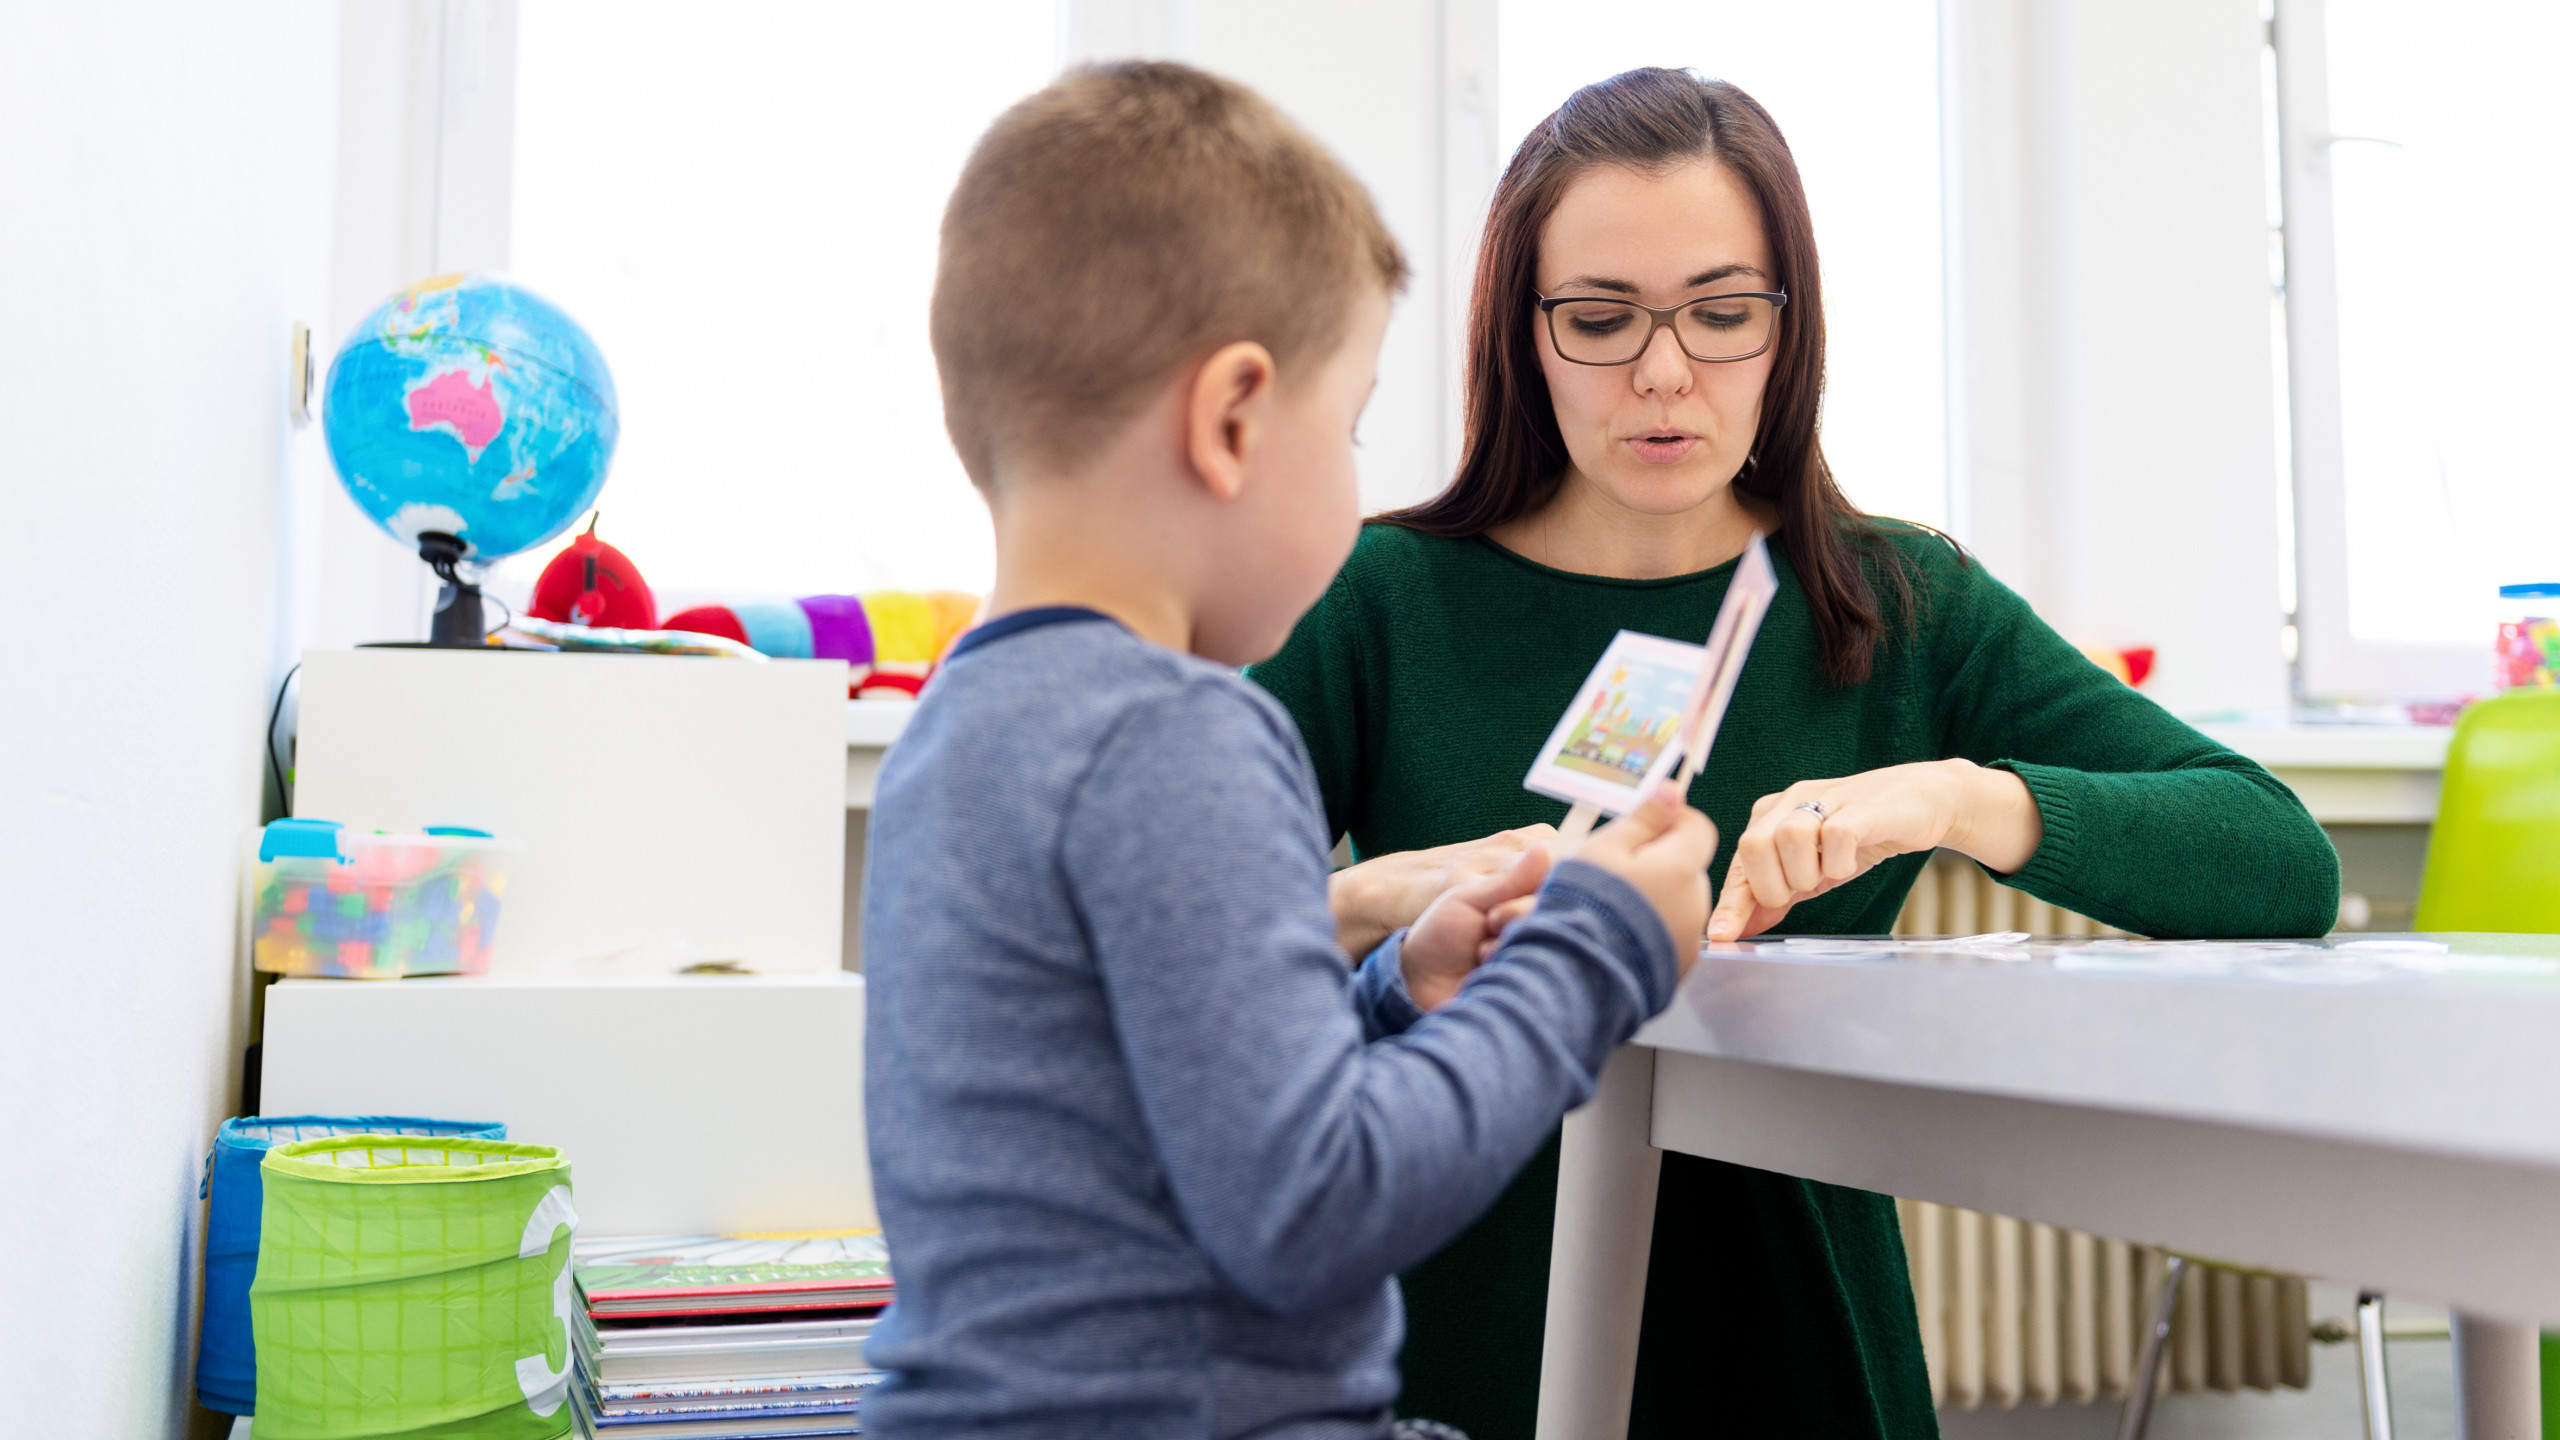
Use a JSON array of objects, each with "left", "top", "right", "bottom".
[
  {"left": 1059, "top": 677, "right": 1679, "bottom": 1318},
  {"left": 1350, "top": 931, "right": 1423, "bottom": 1041}
]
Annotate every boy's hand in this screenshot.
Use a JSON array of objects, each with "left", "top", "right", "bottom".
[
  {"left": 1572, "top": 785, "right": 1716, "bottom": 975},
  {"left": 1399, "top": 844, "right": 1551, "bottom": 1011}
]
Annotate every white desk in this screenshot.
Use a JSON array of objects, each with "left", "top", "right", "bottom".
[{"left": 1537, "top": 934, "right": 2560, "bottom": 1439}]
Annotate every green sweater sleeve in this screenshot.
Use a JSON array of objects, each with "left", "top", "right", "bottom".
[
  {"left": 1246, "top": 570, "right": 1367, "bottom": 844},
  {"left": 1919, "top": 546, "right": 2339, "bottom": 938}
]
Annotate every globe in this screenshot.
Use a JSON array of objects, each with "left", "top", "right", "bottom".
[{"left": 321, "top": 274, "right": 619, "bottom": 564}]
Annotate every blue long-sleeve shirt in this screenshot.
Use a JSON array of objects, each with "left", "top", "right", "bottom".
[{"left": 860, "top": 608, "right": 1680, "bottom": 1440}]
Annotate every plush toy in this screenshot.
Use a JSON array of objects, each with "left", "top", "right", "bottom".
[
  {"left": 528, "top": 514, "right": 657, "bottom": 630},
  {"left": 664, "top": 591, "right": 980, "bottom": 698}
]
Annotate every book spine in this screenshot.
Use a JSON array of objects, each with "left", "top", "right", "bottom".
[{"left": 595, "top": 1375, "right": 882, "bottom": 1404}]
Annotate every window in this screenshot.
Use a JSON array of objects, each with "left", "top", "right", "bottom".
[
  {"left": 480, "top": 4, "right": 1945, "bottom": 608},
  {"left": 1496, "top": 0, "right": 1948, "bottom": 531},
  {"left": 2275, "top": 0, "right": 2558, "bottom": 697},
  {"left": 494, "top": 2, "right": 1059, "bottom": 605}
]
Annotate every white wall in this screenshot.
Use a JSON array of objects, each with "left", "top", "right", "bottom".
[
  {"left": 1945, "top": 0, "right": 2290, "bottom": 716},
  {"left": 0, "top": 3, "right": 342, "bottom": 1433}
]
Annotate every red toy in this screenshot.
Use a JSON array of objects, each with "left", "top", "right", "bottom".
[
  {"left": 529, "top": 514, "right": 656, "bottom": 630},
  {"left": 2076, "top": 642, "right": 2157, "bottom": 689}
]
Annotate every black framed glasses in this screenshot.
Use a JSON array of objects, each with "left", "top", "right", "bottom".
[{"left": 1535, "top": 289, "right": 1789, "bottom": 365}]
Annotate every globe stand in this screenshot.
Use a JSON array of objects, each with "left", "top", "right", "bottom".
[{"left": 417, "top": 532, "right": 489, "bottom": 648}]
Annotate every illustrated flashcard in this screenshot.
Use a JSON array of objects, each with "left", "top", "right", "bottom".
[
  {"left": 1523, "top": 630, "right": 1709, "bottom": 814},
  {"left": 1522, "top": 532, "right": 1780, "bottom": 822}
]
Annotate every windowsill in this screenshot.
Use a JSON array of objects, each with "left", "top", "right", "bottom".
[
  {"left": 847, "top": 700, "right": 915, "bottom": 808},
  {"left": 847, "top": 705, "right": 2449, "bottom": 820},
  {"left": 847, "top": 698, "right": 917, "bottom": 749},
  {"left": 2191, "top": 720, "right": 2447, "bottom": 825},
  {"left": 2190, "top": 720, "right": 2451, "bottom": 771}
]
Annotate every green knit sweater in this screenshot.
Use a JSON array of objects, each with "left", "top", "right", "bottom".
[{"left": 1249, "top": 522, "right": 2338, "bottom": 1440}]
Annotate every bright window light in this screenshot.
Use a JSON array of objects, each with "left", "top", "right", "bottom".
[
  {"left": 2323, "top": 1, "right": 2560, "bottom": 646},
  {"left": 1497, "top": 1, "right": 1946, "bottom": 532},
  {"left": 502, "top": 1, "right": 1057, "bottom": 604}
]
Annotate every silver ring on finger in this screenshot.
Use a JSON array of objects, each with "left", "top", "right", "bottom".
[{"left": 1795, "top": 800, "right": 1830, "bottom": 819}]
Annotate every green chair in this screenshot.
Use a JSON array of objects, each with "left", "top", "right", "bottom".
[
  {"left": 2410, "top": 689, "right": 2560, "bottom": 1438},
  {"left": 2417, "top": 689, "right": 2560, "bottom": 932}
]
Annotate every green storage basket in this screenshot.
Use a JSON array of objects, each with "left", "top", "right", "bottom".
[{"left": 250, "top": 1135, "right": 577, "bottom": 1440}]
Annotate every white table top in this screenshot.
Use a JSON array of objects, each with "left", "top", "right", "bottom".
[
  {"left": 1638, "top": 933, "right": 2560, "bottom": 1171},
  {"left": 1540, "top": 932, "right": 2560, "bottom": 1433}
]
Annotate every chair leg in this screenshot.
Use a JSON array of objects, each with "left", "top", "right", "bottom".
[
  {"left": 2116, "top": 1255, "right": 2188, "bottom": 1440},
  {"left": 2357, "top": 1291, "right": 2395, "bottom": 1440},
  {"left": 2450, "top": 1311, "right": 2536, "bottom": 1440}
]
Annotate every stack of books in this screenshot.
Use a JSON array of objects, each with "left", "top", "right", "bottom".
[{"left": 569, "top": 1232, "right": 894, "bottom": 1439}]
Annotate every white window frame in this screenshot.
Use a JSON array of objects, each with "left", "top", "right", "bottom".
[
  {"left": 308, "top": 0, "right": 518, "bottom": 649},
  {"left": 1065, "top": 0, "right": 1497, "bottom": 514},
  {"left": 357, "top": 0, "right": 1467, "bottom": 626},
  {"left": 2270, "top": 0, "right": 2484, "bottom": 699},
  {"left": 395, "top": 0, "right": 1492, "bottom": 558}
]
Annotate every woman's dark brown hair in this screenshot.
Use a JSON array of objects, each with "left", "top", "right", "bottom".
[{"left": 1377, "top": 67, "right": 1915, "bottom": 686}]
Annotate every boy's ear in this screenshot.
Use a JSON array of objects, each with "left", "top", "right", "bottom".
[{"left": 1184, "top": 341, "right": 1277, "bottom": 502}]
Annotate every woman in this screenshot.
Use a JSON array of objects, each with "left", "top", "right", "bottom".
[{"left": 1250, "top": 69, "right": 2337, "bottom": 1440}]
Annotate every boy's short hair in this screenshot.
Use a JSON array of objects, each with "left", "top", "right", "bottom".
[{"left": 933, "top": 62, "right": 1409, "bottom": 488}]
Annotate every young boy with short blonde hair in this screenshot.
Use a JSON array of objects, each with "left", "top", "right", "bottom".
[{"left": 862, "top": 62, "right": 1714, "bottom": 1440}]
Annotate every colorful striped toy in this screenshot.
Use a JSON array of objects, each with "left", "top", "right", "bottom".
[{"left": 663, "top": 591, "right": 980, "bottom": 698}]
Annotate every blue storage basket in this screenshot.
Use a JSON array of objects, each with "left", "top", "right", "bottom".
[{"left": 196, "top": 1114, "right": 506, "bottom": 1415}]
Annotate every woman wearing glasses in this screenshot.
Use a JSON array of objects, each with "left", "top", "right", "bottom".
[{"left": 1250, "top": 68, "right": 2337, "bottom": 1440}]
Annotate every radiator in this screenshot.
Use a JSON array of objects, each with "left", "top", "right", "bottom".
[
  {"left": 1892, "top": 850, "right": 2125, "bottom": 939},
  {"left": 1897, "top": 1201, "right": 2312, "bottom": 1408},
  {"left": 1885, "top": 859, "right": 2312, "bottom": 1408}
]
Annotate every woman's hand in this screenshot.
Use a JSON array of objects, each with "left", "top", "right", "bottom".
[
  {"left": 1705, "top": 759, "right": 2043, "bottom": 942},
  {"left": 1328, "top": 823, "right": 1559, "bottom": 960},
  {"left": 1399, "top": 846, "right": 1551, "bottom": 1010}
]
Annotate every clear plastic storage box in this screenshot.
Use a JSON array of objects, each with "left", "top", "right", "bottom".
[
  {"left": 249, "top": 819, "right": 516, "bottom": 979},
  {"left": 2497, "top": 583, "right": 2560, "bottom": 691}
]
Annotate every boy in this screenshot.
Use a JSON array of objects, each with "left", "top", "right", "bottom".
[{"left": 862, "top": 62, "right": 1715, "bottom": 1440}]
